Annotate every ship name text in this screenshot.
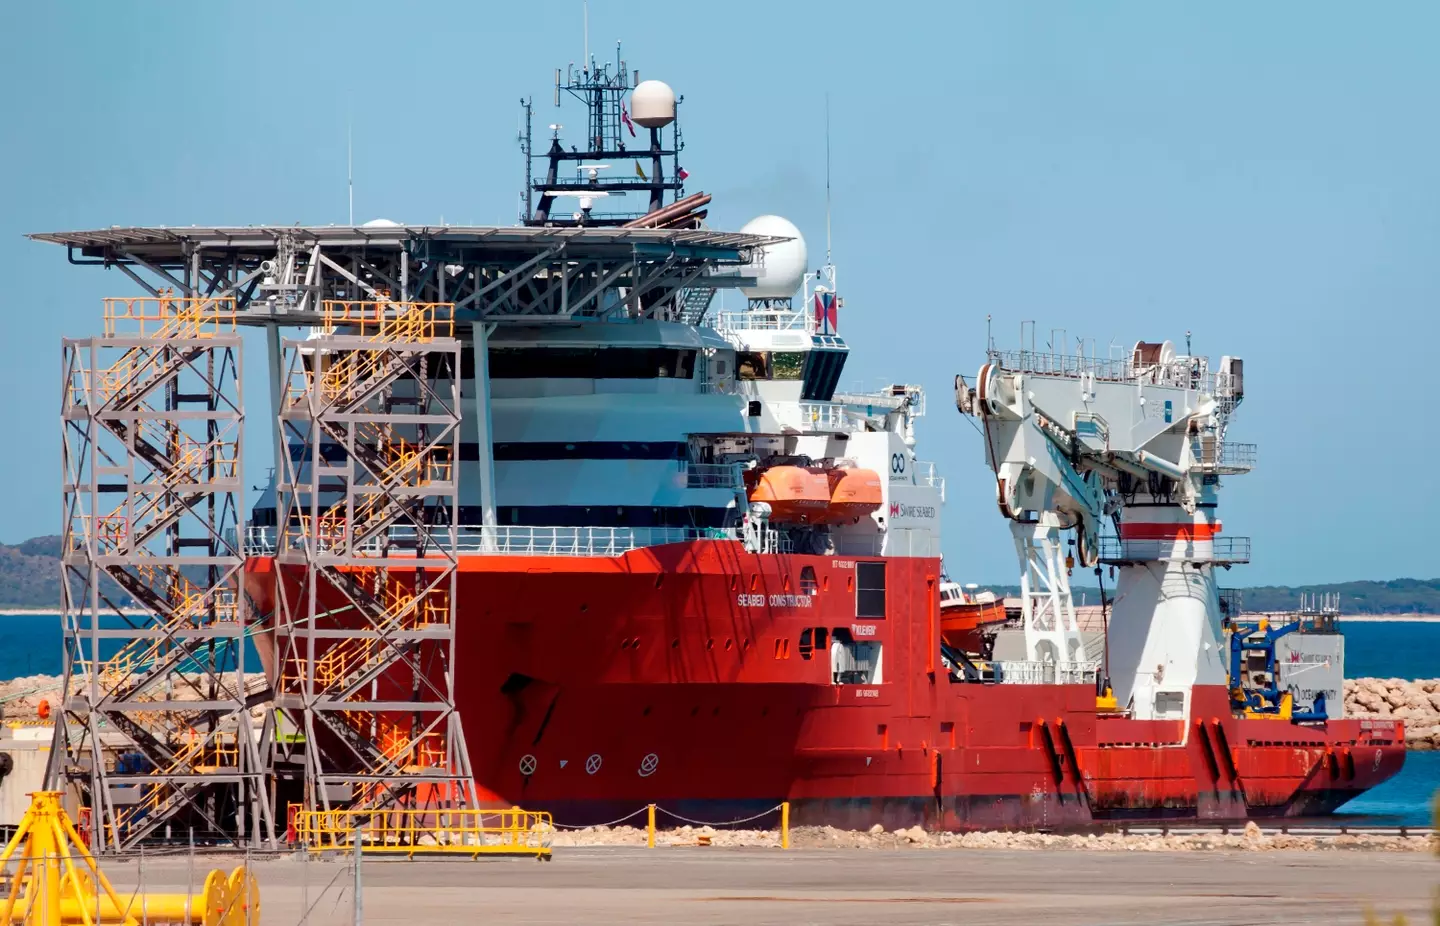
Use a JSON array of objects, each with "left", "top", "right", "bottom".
[{"left": 736, "top": 594, "right": 814, "bottom": 609}]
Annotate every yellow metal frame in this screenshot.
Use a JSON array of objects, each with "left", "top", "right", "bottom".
[
  {"left": 102, "top": 292, "right": 237, "bottom": 339},
  {"left": 319, "top": 300, "right": 455, "bottom": 341},
  {"left": 0, "top": 792, "right": 258, "bottom": 925},
  {"left": 291, "top": 807, "right": 552, "bottom": 860}
]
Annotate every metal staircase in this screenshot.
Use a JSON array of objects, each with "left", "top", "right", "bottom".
[
  {"left": 272, "top": 300, "right": 477, "bottom": 815},
  {"left": 55, "top": 293, "right": 275, "bottom": 852},
  {"left": 677, "top": 285, "right": 717, "bottom": 325}
]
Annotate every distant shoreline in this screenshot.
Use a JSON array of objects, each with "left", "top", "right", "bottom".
[
  {"left": 0, "top": 609, "right": 148, "bottom": 616},
  {"left": 0, "top": 608, "right": 1437, "bottom": 621}
]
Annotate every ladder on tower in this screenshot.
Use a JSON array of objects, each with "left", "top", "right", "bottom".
[{"left": 272, "top": 299, "right": 478, "bottom": 822}]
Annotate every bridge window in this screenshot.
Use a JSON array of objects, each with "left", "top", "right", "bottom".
[
  {"left": 856, "top": 562, "right": 886, "bottom": 618},
  {"left": 799, "top": 566, "right": 818, "bottom": 596},
  {"left": 736, "top": 351, "right": 804, "bottom": 381}
]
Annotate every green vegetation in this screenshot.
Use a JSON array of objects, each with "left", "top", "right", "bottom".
[
  {"left": 990, "top": 578, "right": 1440, "bottom": 616},
  {"left": 0, "top": 536, "right": 129, "bottom": 608}
]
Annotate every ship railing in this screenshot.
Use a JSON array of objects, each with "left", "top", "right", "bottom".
[
  {"left": 240, "top": 524, "right": 743, "bottom": 557},
  {"left": 1197, "top": 441, "right": 1256, "bottom": 474},
  {"left": 712, "top": 309, "right": 813, "bottom": 333},
  {"left": 742, "top": 522, "right": 794, "bottom": 555},
  {"left": 698, "top": 378, "right": 735, "bottom": 395},
  {"left": 241, "top": 526, "right": 275, "bottom": 555},
  {"left": 464, "top": 525, "right": 740, "bottom": 556},
  {"left": 995, "top": 660, "right": 1101, "bottom": 685},
  {"left": 685, "top": 462, "right": 744, "bottom": 489},
  {"left": 914, "top": 461, "right": 946, "bottom": 501},
  {"left": 834, "top": 386, "right": 926, "bottom": 418},
  {"left": 1097, "top": 536, "right": 1252, "bottom": 565},
  {"left": 987, "top": 349, "right": 1221, "bottom": 394},
  {"left": 792, "top": 401, "right": 849, "bottom": 432}
]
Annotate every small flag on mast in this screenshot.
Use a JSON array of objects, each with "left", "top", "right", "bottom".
[
  {"left": 814, "top": 291, "right": 838, "bottom": 335},
  {"left": 621, "top": 102, "right": 636, "bottom": 137},
  {"left": 635, "top": 162, "right": 648, "bottom": 181},
  {"left": 677, "top": 166, "right": 690, "bottom": 181}
]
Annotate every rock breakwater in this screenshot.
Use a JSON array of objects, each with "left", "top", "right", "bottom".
[{"left": 1345, "top": 678, "right": 1440, "bottom": 749}]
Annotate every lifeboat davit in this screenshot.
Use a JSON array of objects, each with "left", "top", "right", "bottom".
[
  {"left": 746, "top": 466, "right": 830, "bottom": 523},
  {"left": 820, "top": 467, "right": 883, "bottom": 523},
  {"left": 939, "top": 582, "right": 1008, "bottom": 654}
]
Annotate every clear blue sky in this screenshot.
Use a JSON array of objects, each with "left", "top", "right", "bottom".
[{"left": 2, "top": 2, "right": 1437, "bottom": 586}]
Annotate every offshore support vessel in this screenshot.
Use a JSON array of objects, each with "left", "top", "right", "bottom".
[{"left": 37, "top": 50, "right": 1402, "bottom": 842}]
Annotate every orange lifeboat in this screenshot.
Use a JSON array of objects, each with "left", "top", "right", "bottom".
[
  {"left": 938, "top": 582, "right": 1008, "bottom": 654},
  {"left": 746, "top": 466, "right": 830, "bottom": 523},
  {"left": 821, "top": 467, "right": 883, "bottom": 523}
]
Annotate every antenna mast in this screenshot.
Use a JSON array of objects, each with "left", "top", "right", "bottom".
[
  {"left": 825, "top": 93, "right": 832, "bottom": 268},
  {"left": 347, "top": 119, "right": 354, "bottom": 226}
]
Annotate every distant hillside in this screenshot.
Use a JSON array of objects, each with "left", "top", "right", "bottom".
[
  {"left": 989, "top": 579, "right": 1440, "bottom": 615},
  {"left": 0, "top": 536, "right": 130, "bottom": 609},
  {"left": 0, "top": 536, "right": 66, "bottom": 608}
]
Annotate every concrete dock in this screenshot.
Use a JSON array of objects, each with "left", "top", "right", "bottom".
[{"left": 109, "top": 847, "right": 1436, "bottom": 925}]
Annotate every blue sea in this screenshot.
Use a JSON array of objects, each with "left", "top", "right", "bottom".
[{"left": 1, "top": 614, "right": 1434, "bottom": 824}]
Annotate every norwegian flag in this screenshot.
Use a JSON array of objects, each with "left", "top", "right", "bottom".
[
  {"left": 621, "top": 102, "right": 636, "bottom": 137},
  {"left": 813, "top": 291, "right": 838, "bottom": 334}
]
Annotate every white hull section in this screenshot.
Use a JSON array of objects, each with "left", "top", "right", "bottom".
[{"left": 1108, "top": 562, "right": 1227, "bottom": 721}]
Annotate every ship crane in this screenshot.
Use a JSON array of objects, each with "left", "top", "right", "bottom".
[{"left": 955, "top": 338, "right": 1251, "bottom": 720}]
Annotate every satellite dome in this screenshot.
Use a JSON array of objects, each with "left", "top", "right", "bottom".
[
  {"left": 739, "top": 215, "right": 807, "bottom": 300},
  {"left": 631, "top": 80, "right": 677, "bottom": 129},
  {"left": 361, "top": 218, "right": 401, "bottom": 228}
]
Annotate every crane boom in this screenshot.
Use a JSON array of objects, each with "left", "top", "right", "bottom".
[{"left": 956, "top": 338, "right": 1252, "bottom": 719}]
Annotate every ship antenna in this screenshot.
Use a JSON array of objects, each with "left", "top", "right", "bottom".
[
  {"left": 583, "top": 0, "right": 589, "bottom": 73},
  {"left": 347, "top": 117, "right": 354, "bottom": 226},
  {"left": 824, "top": 92, "right": 833, "bottom": 270}
]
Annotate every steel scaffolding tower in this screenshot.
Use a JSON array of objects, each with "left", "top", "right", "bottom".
[
  {"left": 55, "top": 294, "right": 276, "bottom": 852},
  {"left": 272, "top": 300, "right": 475, "bottom": 815}
]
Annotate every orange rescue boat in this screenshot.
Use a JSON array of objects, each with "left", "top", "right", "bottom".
[
  {"left": 821, "top": 467, "right": 883, "bottom": 523},
  {"left": 745, "top": 466, "right": 830, "bottom": 524},
  {"left": 939, "top": 581, "right": 1008, "bottom": 654}
]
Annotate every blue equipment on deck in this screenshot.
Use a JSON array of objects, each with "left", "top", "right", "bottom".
[{"left": 1226, "top": 617, "right": 1330, "bottom": 722}]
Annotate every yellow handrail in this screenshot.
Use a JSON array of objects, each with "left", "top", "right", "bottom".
[
  {"left": 102, "top": 292, "right": 237, "bottom": 338},
  {"left": 291, "top": 806, "right": 552, "bottom": 858}
]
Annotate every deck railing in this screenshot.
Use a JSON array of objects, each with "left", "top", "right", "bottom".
[
  {"left": 995, "top": 660, "right": 1101, "bottom": 685},
  {"left": 1098, "top": 536, "right": 1251, "bottom": 564},
  {"left": 987, "top": 348, "right": 1233, "bottom": 396},
  {"left": 914, "top": 461, "right": 946, "bottom": 501},
  {"left": 713, "top": 309, "right": 811, "bottom": 333},
  {"left": 242, "top": 524, "right": 743, "bottom": 557}
]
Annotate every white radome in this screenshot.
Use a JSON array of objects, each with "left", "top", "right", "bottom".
[
  {"left": 361, "top": 218, "right": 401, "bottom": 228},
  {"left": 739, "top": 215, "right": 807, "bottom": 300},
  {"left": 630, "top": 80, "right": 677, "bottom": 129}
]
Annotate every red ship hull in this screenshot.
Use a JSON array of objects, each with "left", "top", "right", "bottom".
[{"left": 245, "top": 540, "right": 1404, "bottom": 830}]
